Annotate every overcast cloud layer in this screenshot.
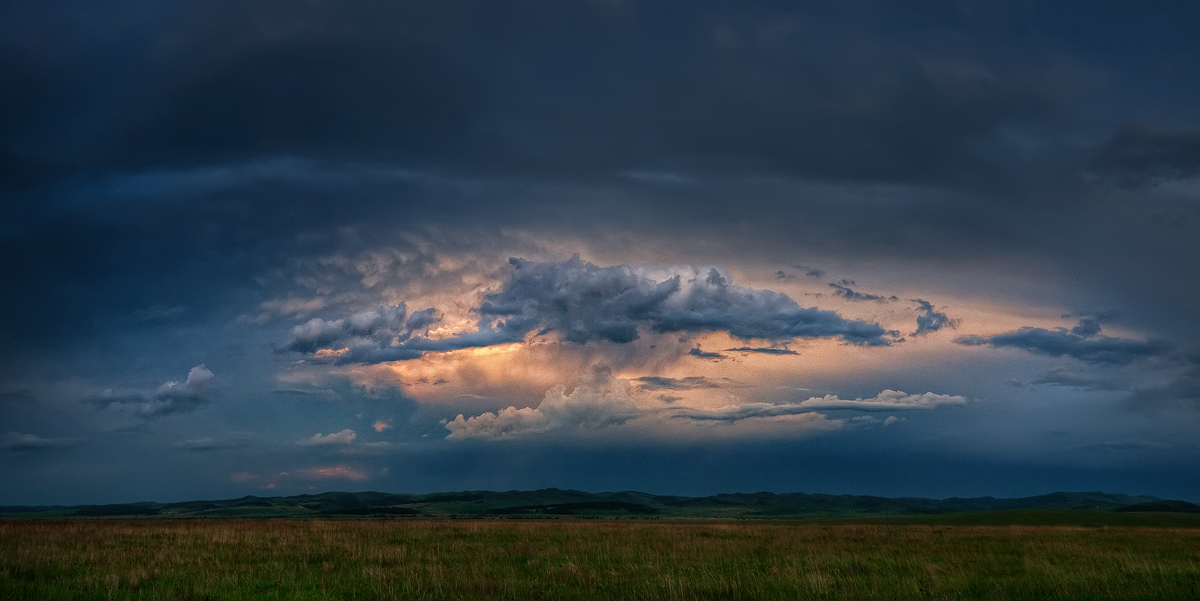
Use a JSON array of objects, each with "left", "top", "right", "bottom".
[{"left": 2, "top": 1, "right": 1200, "bottom": 504}]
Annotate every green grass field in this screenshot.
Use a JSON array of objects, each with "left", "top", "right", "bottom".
[{"left": 2, "top": 518, "right": 1199, "bottom": 600}]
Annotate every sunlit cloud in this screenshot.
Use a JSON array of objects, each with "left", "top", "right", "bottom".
[
  {"left": 298, "top": 429, "right": 357, "bottom": 446},
  {"left": 792, "top": 390, "right": 967, "bottom": 412},
  {"left": 284, "top": 256, "right": 901, "bottom": 369},
  {"left": 293, "top": 465, "right": 369, "bottom": 481},
  {"left": 445, "top": 368, "right": 961, "bottom": 441},
  {"left": 446, "top": 368, "right": 641, "bottom": 440}
]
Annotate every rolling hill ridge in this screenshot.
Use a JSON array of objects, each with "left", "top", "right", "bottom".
[{"left": 4, "top": 489, "right": 1198, "bottom": 519}]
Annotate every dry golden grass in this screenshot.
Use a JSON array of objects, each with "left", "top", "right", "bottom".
[{"left": 2, "top": 519, "right": 1199, "bottom": 599}]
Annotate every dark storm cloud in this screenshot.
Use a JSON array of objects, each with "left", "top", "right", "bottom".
[
  {"left": 330, "top": 328, "right": 529, "bottom": 365},
  {"left": 688, "top": 348, "right": 726, "bottom": 360},
  {"left": 0, "top": 0, "right": 1131, "bottom": 209},
  {"left": 92, "top": 366, "right": 216, "bottom": 419},
  {"left": 1087, "top": 126, "right": 1200, "bottom": 187},
  {"left": 634, "top": 376, "right": 730, "bottom": 392},
  {"left": 828, "top": 281, "right": 897, "bottom": 303},
  {"left": 1070, "top": 314, "right": 1105, "bottom": 338},
  {"left": 284, "top": 305, "right": 438, "bottom": 353},
  {"left": 726, "top": 347, "right": 799, "bottom": 356},
  {"left": 955, "top": 318, "right": 1173, "bottom": 365},
  {"left": 669, "top": 390, "right": 966, "bottom": 421},
  {"left": 777, "top": 268, "right": 824, "bottom": 281},
  {"left": 667, "top": 404, "right": 818, "bottom": 422},
  {"left": 4, "top": 0, "right": 1197, "bottom": 363},
  {"left": 288, "top": 256, "right": 895, "bottom": 364},
  {"left": 480, "top": 257, "right": 894, "bottom": 346},
  {"left": 912, "top": 300, "right": 958, "bottom": 336}
]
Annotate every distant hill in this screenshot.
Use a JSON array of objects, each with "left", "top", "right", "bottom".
[
  {"left": 3, "top": 489, "right": 1193, "bottom": 519},
  {"left": 1114, "top": 500, "right": 1200, "bottom": 514}
]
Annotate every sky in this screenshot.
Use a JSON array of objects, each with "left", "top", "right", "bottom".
[{"left": 2, "top": 0, "right": 1200, "bottom": 505}]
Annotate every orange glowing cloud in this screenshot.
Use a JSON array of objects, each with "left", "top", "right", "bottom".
[{"left": 295, "top": 465, "right": 369, "bottom": 481}]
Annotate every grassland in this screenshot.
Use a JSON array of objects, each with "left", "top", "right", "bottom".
[{"left": 3, "top": 518, "right": 1199, "bottom": 600}]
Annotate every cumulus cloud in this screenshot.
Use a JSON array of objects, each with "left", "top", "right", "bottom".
[
  {"left": 445, "top": 368, "right": 640, "bottom": 440},
  {"left": 298, "top": 429, "right": 357, "bottom": 446},
  {"left": 955, "top": 317, "right": 1172, "bottom": 365},
  {"left": 0, "top": 432, "right": 81, "bottom": 451},
  {"left": 447, "top": 367, "right": 961, "bottom": 440},
  {"left": 912, "top": 299, "right": 957, "bottom": 336},
  {"left": 793, "top": 390, "right": 967, "bottom": 411},
  {"left": 287, "top": 256, "right": 895, "bottom": 365},
  {"left": 284, "top": 304, "right": 438, "bottom": 354},
  {"left": 477, "top": 257, "right": 894, "bottom": 346},
  {"left": 93, "top": 366, "right": 216, "bottom": 419},
  {"left": 828, "top": 280, "right": 897, "bottom": 303},
  {"left": 670, "top": 390, "right": 965, "bottom": 419}
]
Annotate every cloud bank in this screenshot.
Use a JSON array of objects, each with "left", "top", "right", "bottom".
[
  {"left": 93, "top": 366, "right": 216, "bottom": 419},
  {"left": 447, "top": 367, "right": 964, "bottom": 440},
  {"left": 669, "top": 390, "right": 965, "bottom": 421},
  {"left": 955, "top": 318, "right": 1172, "bottom": 365},
  {"left": 445, "top": 369, "right": 640, "bottom": 440},
  {"left": 482, "top": 257, "right": 894, "bottom": 346},
  {"left": 285, "top": 305, "right": 440, "bottom": 362},
  {"left": 290, "top": 256, "right": 897, "bottom": 365}
]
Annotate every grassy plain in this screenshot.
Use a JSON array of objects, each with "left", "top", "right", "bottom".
[{"left": 2, "top": 518, "right": 1199, "bottom": 600}]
